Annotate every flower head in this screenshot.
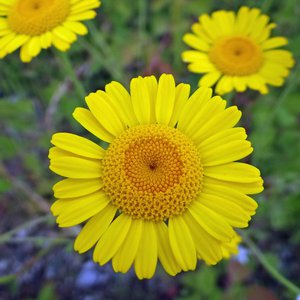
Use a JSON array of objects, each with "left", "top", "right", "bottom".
[
  {"left": 0, "top": 0, "right": 101, "bottom": 62},
  {"left": 49, "top": 74, "right": 263, "bottom": 279},
  {"left": 182, "top": 6, "right": 295, "bottom": 95}
]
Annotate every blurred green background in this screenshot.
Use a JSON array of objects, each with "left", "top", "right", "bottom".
[{"left": 0, "top": 0, "right": 299, "bottom": 299}]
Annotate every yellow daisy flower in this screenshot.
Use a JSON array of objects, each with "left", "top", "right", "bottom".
[
  {"left": 182, "top": 6, "right": 295, "bottom": 95},
  {"left": 49, "top": 74, "right": 263, "bottom": 279},
  {"left": 0, "top": 0, "right": 101, "bottom": 62}
]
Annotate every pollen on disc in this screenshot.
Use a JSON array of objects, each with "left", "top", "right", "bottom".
[
  {"left": 102, "top": 124, "right": 203, "bottom": 221},
  {"left": 8, "top": 0, "right": 70, "bottom": 36}
]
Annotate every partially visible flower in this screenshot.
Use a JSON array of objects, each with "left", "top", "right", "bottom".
[
  {"left": 234, "top": 245, "right": 250, "bottom": 264},
  {"left": 182, "top": 6, "right": 295, "bottom": 95},
  {"left": 49, "top": 74, "right": 263, "bottom": 279},
  {"left": 0, "top": 0, "right": 101, "bottom": 62}
]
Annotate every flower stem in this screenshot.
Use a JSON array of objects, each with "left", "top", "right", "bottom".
[
  {"left": 87, "top": 23, "right": 123, "bottom": 81},
  {"left": 0, "top": 215, "right": 53, "bottom": 244},
  {"left": 57, "top": 51, "right": 86, "bottom": 100},
  {"left": 272, "top": 64, "right": 299, "bottom": 117},
  {"left": 138, "top": 0, "right": 147, "bottom": 61},
  {"left": 171, "top": 0, "right": 183, "bottom": 71},
  {"left": 240, "top": 231, "right": 300, "bottom": 295}
]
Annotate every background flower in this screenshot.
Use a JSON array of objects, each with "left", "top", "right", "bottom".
[
  {"left": 182, "top": 6, "right": 295, "bottom": 95},
  {"left": 0, "top": 0, "right": 101, "bottom": 62}
]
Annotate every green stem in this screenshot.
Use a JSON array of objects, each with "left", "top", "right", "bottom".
[
  {"left": 79, "top": 38, "right": 123, "bottom": 82},
  {"left": 0, "top": 236, "right": 70, "bottom": 285},
  {"left": 272, "top": 65, "right": 299, "bottom": 117},
  {"left": 0, "top": 274, "right": 16, "bottom": 284},
  {"left": 0, "top": 215, "right": 53, "bottom": 244},
  {"left": 171, "top": 0, "right": 183, "bottom": 71},
  {"left": 240, "top": 231, "right": 300, "bottom": 295},
  {"left": 138, "top": 0, "right": 147, "bottom": 61},
  {"left": 86, "top": 23, "right": 123, "bottom": 81},
  {"left": 0, "top": 163, "right": 50, "bottom": 213},
  {"left": 57, "top": 51, "right": 86, "bottom": 100}
]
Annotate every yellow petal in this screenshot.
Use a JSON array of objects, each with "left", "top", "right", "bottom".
[
  {"left": 168, "top": 216, "right": 197, "bottom": 271},
  {"left": 52, "top": 190, "right": 110, "bottom": 227},
  {"left": 182, "top": 96, "right": 226, "bottom": 139},
  {"left": 182, "top": 50, "right": 210, "bottom": 63},
  {"left": 182, "top": 210, "right": 222, "bottom": 265},
  {"left": 198, "top": 127, "right": 247, "bottom": 153},
  {"left": 105, "top": 81, "right": 138, "bottom": 127},
  {"left": 27, "top": 36, "right": 42, "bottom": 57},
  {"left": 73, "top": 107, "right": 115, "bottom": 143},
  {"left": 134, "top": 221, "right": 158, "bottom": 279},
  {"left": 191, "top": 23, "right": 212, "bottom": 45},
  {"left": 193, "top": 106, "right": 242, "bottom": 144},
  {"left": 40, "top": 32, "right": 52, "bottom": 49},
  {"left": 85, "top": 91, "right": 126, "bottom": 137},
  {"left": 155, "top": 222, "right": 182, "bottom": 276},
  {"left": 68, "top": 10, "right": 97, "bottom": 21},
  {"left": 74, "top": 204, "right": 117, "bottom": 253},
  {"left": 204, "top": 162, "right": 261, "bottom": 183},
  {"left": 183, "top": 33, "right": 210, "bottom": 52},
  {"left": 144, "top": 75, "right": 158, "bottom": 123},
  {"left": 48, "top": 146, "right": 76, "bottom": 159},
  {"left": 262, "top": 37, "right": 288, "bottom": 50},
  {"left": 201, "top": 140, "right": 253, "bottom": 166},
  {"left": 199, "top": 71, "right": 222, "bottom": 87},
  {"left": 112, "top": 219, "right": 143, "bottom": 273},
  {"left": 215, "top": 75, "right": 234, "bottom": 95},
  {"left": 53, "top": 178, "right": 103, "bottom": 198},
  {"left": 93, "top": 214, "right": 132, "bottom": 265},
  {"left": 6, "top": 34, "right": 29, "bottom": 54},
  {"left": 235, "top": 6, "right": 251, "bottom": 34},
  {"left": 49, "top": 156, "right": 102, "bottom": 178},
  {"left": 130, "top": 76, "right": 153, "bottom": 124},
  {"left": 232, "top": 76, "right": 247, "bottom": 92},
  {"left": 264, "top": 50, "right": 295, "bottom": 68},
  {"left": 52, "top": 35, "right": 70, "bottom": 51},
  {"left": 202, "top": 181, "right": 258, "bottom": 213},
  {"left": 177, "top": 86, "right": 212, "bottom": 132},
  {"left": 155, "top": 74, "right": 176, "bottom": 125},
  {"left": 64, "top": 21, "right": 88, "bottom": 35},
  {"left": 197, "top": 193, "right": 251, "bottom": 228},
  {"left": 203, "top": 176, "right": 264, "bottom": 195},
  {"left": 212, "top": 10, "right": 235, "bottom": 35},
  {"left": 51, "top": 132, "right": 105, "bottom": 159},
  {"left": 169, "top": 83, "right": 190, "bottom": 127},
  {"left": 53, "top": 26, "right": 77, "bottom": 43},
  {"left": 188, "top": 201, "right": 235, "bottom": 242},
  {"left": 187, "top": 61, "right": 216, "bottom": 73},
  {"left": 199, "top": 14, "right": 220, "bottom": 40}
]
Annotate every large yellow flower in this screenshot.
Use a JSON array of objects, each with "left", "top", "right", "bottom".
[
  {"left": 49, "top": 74, "right": 263, "bottom": 279},
  {"left": 182, "top": 6, "right": 295, "bottom": 95},
  {"left": 0, "top": 0, "right": 101, "bottom": 62}
]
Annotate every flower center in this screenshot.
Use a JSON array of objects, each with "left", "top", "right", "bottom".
[
  {"left": 209, "top": 36, "right": 263, "bottom": 76},
  {"left": 102, "top": 124, "right": 203, "bottom": 221},
  {"left": 8, "top": 0, "right": 70, "bottom": 36}
]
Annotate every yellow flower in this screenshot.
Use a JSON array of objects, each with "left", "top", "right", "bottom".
[
  {"left": 49, "top": 74, "right": 263, "bottom": 279},
  {"left": 0, "top": 0, "right": 101, "bottom": 62},
  {"left": 182, "top": 6, "right": 295, "bottom": 95}
]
